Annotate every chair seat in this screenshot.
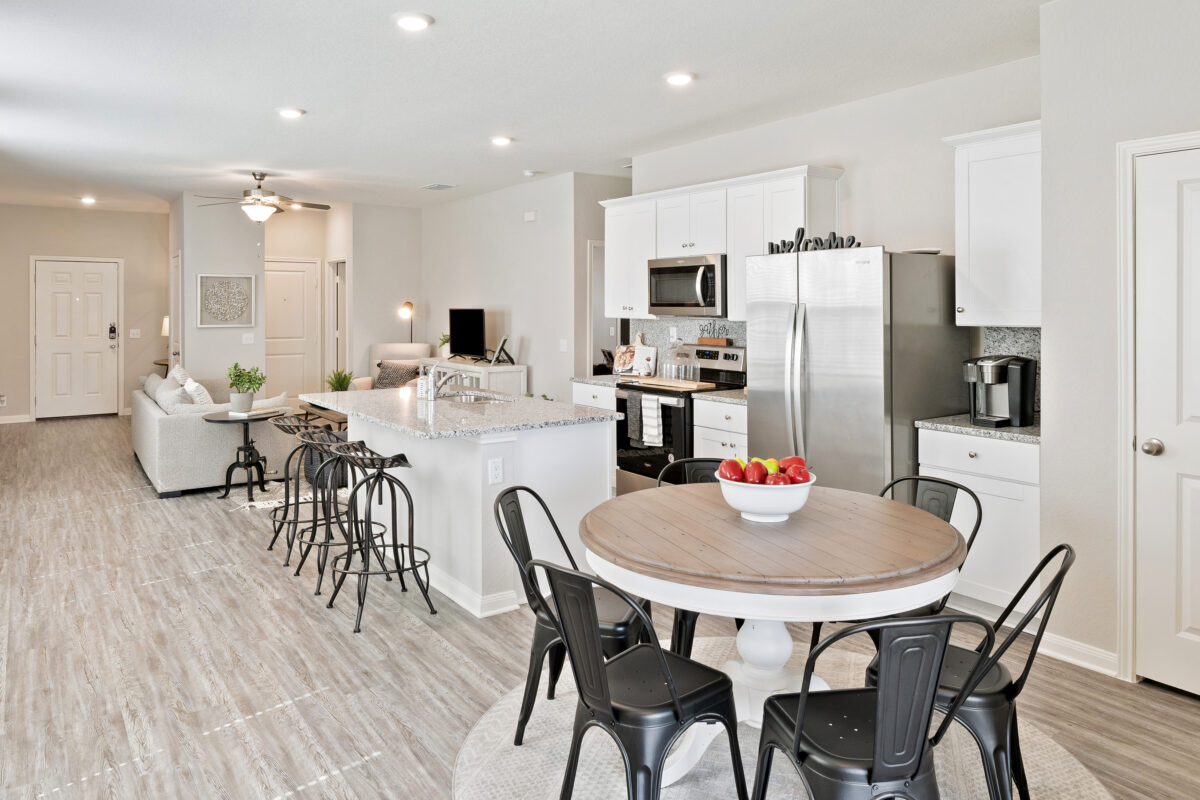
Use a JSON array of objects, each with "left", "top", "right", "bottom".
[
  {"left": 605, "top": 644, "right": 732, "bottom": 726},
  {"left": 764, "top": 689, "right": 878, "bottom": 784},
  {"left": 536, "top": 585, "right": 649, "bottom": 644},
  {"left": 865, "top": 643, "right": 1014, "bottom": 709}
]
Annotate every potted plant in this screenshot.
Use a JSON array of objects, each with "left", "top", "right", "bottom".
[
  {"left": 226, "top": 362, "right": 266, "bottom": 412},
  {"left": 325, "top": 368, "right": 355, "bottom": 392},
  {"left": 438, "top": 332, "right": 451, "bottom": 358}
]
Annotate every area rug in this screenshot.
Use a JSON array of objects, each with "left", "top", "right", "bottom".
[{"left": 453, "top": 637, "right": 1113, "bottom": 799}]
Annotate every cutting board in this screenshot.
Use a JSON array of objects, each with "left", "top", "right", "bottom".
[{"left": 622, "top": 376, "right": 717, "bottom": 391}]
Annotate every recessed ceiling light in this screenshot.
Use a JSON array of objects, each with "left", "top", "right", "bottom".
[
  {"left": 277, "top": 107, "right": 306, "bottom": 119},
  {"left": 491, "top": 136, "right": 513, "bottom": 147},
  {"left": 395, "top": 13, "right": 434, "bottom": 32},
  {"left": 80, "top": 196, "right": 96, "bottom": 205},
  {"left": 291, "top": 203, "right": 302, "bottom": 210},
  {"left": 665, "top": 72, "right": 696, "bottom": 87}
]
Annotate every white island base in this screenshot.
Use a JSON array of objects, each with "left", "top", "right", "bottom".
[{"left": 347, "top": 414, "right": 614, "bottom": 618}]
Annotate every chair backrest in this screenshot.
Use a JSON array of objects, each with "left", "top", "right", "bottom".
[
  {"left": 880, "top": 475, "right": 983, "bottom": 552},
  {"left": 793, "top": 614, "right": 994, "bottom": 784},
  {"left": 969, "top": 543, "right": 1075, "bottom": 698},
  {"left": 656, "top": 457, "right": 723, "bottom": 487},
  {"left": 528, "top": 560, "right": 681, "bottom": 725},
  {"left": 366, "top": 342, "right": 434, "bottom": 380},
  {"left": 494, "top": 486, "right": 577, "bottom": 612}
]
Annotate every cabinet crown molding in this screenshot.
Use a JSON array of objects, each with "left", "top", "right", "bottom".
[
  {"left": 943, "top": 120, "right": 1041, "bottom": 148},
  {"left": 599, "top": 164, "right": 843, "bottom": 208}
]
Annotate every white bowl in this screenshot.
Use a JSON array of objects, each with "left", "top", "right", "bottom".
[{"left": 716, "top": 472, "right": 817, "bottom": 523}]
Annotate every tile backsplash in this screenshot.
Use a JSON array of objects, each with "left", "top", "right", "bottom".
[
  {"left": 625, "top": 317, "right": 746, "bottom": 350},
  {"left": 981, "top": 327, "right": 1041, "bottom": 412}
]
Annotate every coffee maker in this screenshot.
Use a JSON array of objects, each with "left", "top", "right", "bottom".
[{"left": 963, "top": 355, "right": 1036, "bottom": 428}]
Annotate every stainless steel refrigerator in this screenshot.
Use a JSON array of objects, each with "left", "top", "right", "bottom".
[{"left": 746, "top": 246, "right": 968, "bottom": 494}]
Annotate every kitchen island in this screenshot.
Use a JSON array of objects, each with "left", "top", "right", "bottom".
[{"left": 298, "top": 386, "right": 620, "bottom": 617}]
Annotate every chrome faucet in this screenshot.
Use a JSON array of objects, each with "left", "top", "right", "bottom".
[{"left": 433, "top": 364, "right": 468, "bottom": 398}]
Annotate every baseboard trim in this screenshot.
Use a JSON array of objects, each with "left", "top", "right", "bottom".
[
  {"left": 121, "top": 407, "right": 131, "bottom": 416},
  {"left": 427, "top": 564, "right": 521, "bottom": 619},
  {"left": 0, "top": 415, "right": 33, "bottom": 425},
  {"left": 1039, "top": 632, "right": 1120, "bottom": 677}
]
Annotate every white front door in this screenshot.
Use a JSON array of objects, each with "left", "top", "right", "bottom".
[
  {"left": 1135, "top": 147, "right": 1200, "bottom": 695},
  {"left": 34, "top": 260, "right": 120, "bottom": 418},
  {"left": 265, "top": 258, "right": 320, "bottom": 398}
]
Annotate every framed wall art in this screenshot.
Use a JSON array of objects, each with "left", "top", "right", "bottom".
[{"left": 197, "top": 274, "right": 255, "bottom": 327}]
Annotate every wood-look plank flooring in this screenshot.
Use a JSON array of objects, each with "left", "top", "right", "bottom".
[{"left": 1, "top": 416, "right": 1198, "bottom": 798}]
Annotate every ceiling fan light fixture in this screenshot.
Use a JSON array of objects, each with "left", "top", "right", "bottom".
[{"left": 242, "top": 203, "right": 277, "bottom": 223}]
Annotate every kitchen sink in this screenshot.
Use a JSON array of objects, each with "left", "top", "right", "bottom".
[{"left": 442, "top": 391, "right": 514, "bottom": 404}]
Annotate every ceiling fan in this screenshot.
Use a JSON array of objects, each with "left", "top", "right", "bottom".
[{"left": 196, "top": 172, "right": 331, "bottom": 222}]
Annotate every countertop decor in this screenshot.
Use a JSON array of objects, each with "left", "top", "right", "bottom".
[{"left": 915, "top": 413, "right": 1040, "bottom": 444}]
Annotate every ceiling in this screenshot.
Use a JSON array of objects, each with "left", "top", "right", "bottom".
[{"left": 0, "top": 0, "right": 1044, "bottom": 213}]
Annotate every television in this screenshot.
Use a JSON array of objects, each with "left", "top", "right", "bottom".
[{"left": 449, "top": 308, "right": 487, "bottom": 358}]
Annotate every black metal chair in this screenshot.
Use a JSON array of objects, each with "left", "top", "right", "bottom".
[
  {"left": 494, "top": 486, "right": 652, "bottom": 746},
  {"left": 753, "top": 614, "right": 995, "bottom": 800},
  {"left": 655, "top": 458, "right": 744, "bottom": 658},
  {"left": 324, "top": 441, "right": 436, "bottom": 631},
  {"left": 864, "top": 544, "right": 1076, "bottom": 800},
  {"left": 529, "top": 559, "right": 750, "bottom": 800},
  {"left": 808, "top": 475, "right": 983, "bottom": 652},
  {"left": 266, "top": 415, "right": 326, "bottom": 558}
]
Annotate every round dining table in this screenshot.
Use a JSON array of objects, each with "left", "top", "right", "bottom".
[{"left": 579, "top": 481, "right": 965, "bottom": 785}]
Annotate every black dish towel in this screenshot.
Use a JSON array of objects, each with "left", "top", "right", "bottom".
[{"left": 625, "top": 389, "right": 644, "bottom": 448}]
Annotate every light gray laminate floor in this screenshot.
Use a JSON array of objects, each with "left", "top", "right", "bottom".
[{"left": 2, "top": 416, "right": 1198, "bottom": 799}]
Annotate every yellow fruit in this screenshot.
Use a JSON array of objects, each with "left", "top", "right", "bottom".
[
  {"left": 763, "top": 458, "right": 781, "bottom": 474},
  {"left": 735, "top": 458, "right": 747, "bottom": 468}
]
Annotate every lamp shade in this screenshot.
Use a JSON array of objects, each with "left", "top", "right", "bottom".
[
  {"left": 242, "top": 202, "right": 277, "bottom": 223},
  {"left": 161, "top": 316, "right": 170, "bottom": 337},
  {"left": 398, "top": 301, "right": 414, "bottom": 319}
]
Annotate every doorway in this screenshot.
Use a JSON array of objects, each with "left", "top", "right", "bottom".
[
  {"left": 586, "top": 240, "right": 616, "bottom": 375},
  {"left": 168, "top": 251, "right": 182, "bottom": 368},
  {"left": 31, "top": 258, "right": 123, "bottom": 418},
  {"left": 325, "top": 259, "right": 348, "bottom": 375},
  {"left": 264, "top": 258, "right": 321, "bottom": 397}
]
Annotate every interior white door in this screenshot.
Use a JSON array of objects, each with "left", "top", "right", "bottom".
[
  {"left": 35, "top": 260, "right": 119, "bottom": 418},
  {"left": 1135, "top": 147, "right": 1200, "bottom": 695},
  {"left": 265, "top": 259, "right": 320, "bottom": 398}
]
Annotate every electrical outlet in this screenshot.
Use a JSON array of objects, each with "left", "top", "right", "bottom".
[
  {"left": 524, "top": 210, "right": 537, "bottom": 222},
  {"left": 559, "top": 338, "right": 568, "bottom": 353},
  {"left": 242, "top": 332, "right": 254, "bottom": 344},
  {"left": 609, "top": 326, "right": 615, "bottom": 336},
  {"left": 487, "top": 457, "right": 504, "bottom": 485},
  {"left": 669, "top": 326, "right": 678, "bottom": 340},
  {"left": 0, "top": 395, "right": 6, "bottom": 408},
  {"left": 128, "top": 329, "right": 141, "bottom": 339}
]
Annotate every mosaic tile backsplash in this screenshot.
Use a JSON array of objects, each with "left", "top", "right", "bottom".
[
  {"left": 625, "top": 317, "right": 747, "bottom": 350},
  {"left": 981, "top": 327, "right": 1041, "bottom": 412}
]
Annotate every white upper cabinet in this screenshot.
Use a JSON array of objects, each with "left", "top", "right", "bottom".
[
  {"left": 945, "top": 121, "right": 1042, "bottom": 327},
  {"left": 604, "top": 200, "right": 657, "bottom": 319},
  {"left": 602, "top": 165, "right": 843, "bottom": 320},
  {"left": 656, "top": 189, "right": 727, "bottom": 257}
]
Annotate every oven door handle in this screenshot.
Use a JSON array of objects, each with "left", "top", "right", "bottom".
[{"left": 616, "top": 389, "right": 684, "bottom": 407}]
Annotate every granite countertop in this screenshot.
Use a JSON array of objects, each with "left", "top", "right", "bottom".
[
  {"left": 915, "top": 413, "right": 1040, "bottom": 445},
  {"left": 693, "top": 388, "right": 747, "bottom": 406},
  {"left": 299, "top": 386, "right": 621, "bottom": 440},
  {"left": 571, "top": 375, "right": 620, "bottom": 387}
]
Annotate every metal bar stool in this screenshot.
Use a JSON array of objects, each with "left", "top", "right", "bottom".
[
  {"left": 326, "top": 440, "right": 436, "bottom": 632},
  {"left": 266, "top": 415, "right": 327, "bottom": 558},
  {"left": 289, "top": 429, "right": 371, "bottom": 595}
]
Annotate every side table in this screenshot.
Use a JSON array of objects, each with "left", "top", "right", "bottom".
[{"left": 202, "top": 409, "right": 287, "bottom": 501}]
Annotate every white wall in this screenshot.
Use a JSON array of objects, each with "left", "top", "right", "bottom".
[
  {"left": 177, "top": 192, "right": 265, "bottom": 379},
  {"left": 265, "top": 209, "right": 326, "bottom": 261},
  {"left": 0, "top": 203, "right": 168, "bottom": 419},
  {"left": 633, "top": 57, "right": 1041, "bottom": 254},
  {"left": 1039, "top": 0, "right": 1200, "bottom": 654},
  {"left": 348, "top": 204, "right": 423, "bottom": 377}
]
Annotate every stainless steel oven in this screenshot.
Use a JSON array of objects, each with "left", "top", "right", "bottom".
[
  {"left": 647, "top": 254, "right": 726, "bottom": 317},
  {"left": 614, "top": 388, "right": 691, "bottom": 494}
]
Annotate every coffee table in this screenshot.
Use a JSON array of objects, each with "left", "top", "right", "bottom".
[{"left": 202, "top": 409, "right": 287, "bottom": 501}]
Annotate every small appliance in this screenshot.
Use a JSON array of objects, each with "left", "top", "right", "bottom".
[
  {"left": 963, "top": 355, "right": 1037, "bottom": 428},
  {"left": 647, "top": 254, "right": 726, "bottom": 316}
]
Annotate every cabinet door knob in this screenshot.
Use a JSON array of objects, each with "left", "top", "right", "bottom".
[
  {"left": 956, "top": 307, "right": 965, "bottom": 313},
  {"left": 689, "top": 242, "right": 695, "bottom": 247},
  {"left": 724, "top": 414, "right": 732, "bottom": 420},
  {"left": 967, "top": 451, "right": 978, "bottom": 459},
  {"left": 721, "top": 442, "right": 728, "bottom": 447}
]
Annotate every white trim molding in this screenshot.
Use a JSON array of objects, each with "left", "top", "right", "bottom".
[
  {"left": 1039, "top": 632, "right": 1120, "bottom": 678},
  {"left": 1115, "top": 129, "right": 1200, "bottom": 682},
  {"left": 427, "top": 564, "right": 521, "bottom": 619},
  {"left": 0, "top": 415, "right": 34, "bottom": 425}
]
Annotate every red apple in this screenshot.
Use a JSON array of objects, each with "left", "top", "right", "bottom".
[
  {"left": 785, "top": 465, "right": 810, "bottom": 484},
  {"left": 780, "top": 456, "right": 806, "bottom": 471},
  {"left": 717, "top": 459, "right": 745, "bottom": 482},
  {"left": 744, "top": 461, "right": 768, "bottom": 484},
  {"left": 765, "top": 473, "right": 791, "bottom": 486}
]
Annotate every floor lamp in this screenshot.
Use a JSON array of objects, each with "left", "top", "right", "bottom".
[{"left": 398, "top": 302, "right": 414, "bottom": 342}]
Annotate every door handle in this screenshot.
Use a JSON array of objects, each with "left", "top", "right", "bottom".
[
  {"left": 110, "top": 344, "right": 118, "bottom": 350},
  {"left": 1141, "top": 437, "right": 1165, "bottom": 456},
  {"left": 695, "top": 267, "right": 707, "bottom": 306}
]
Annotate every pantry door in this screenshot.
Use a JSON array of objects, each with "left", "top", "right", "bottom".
[
  {"left": 34, "top": 259, "right": 121, "bottom": 418},
  {"left": 1134, "top": 146, "right": 1200, "bottom": 695}
]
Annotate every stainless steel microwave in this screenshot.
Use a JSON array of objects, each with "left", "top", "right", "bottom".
[{"left": 647, "top": 254, "right": 726, "bottom": 317}]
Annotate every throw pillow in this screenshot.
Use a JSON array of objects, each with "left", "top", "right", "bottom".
[
  {"left": 143, "top": 373, "right": 164, "bottom": 399},
  {"left": 158, "top": 387, "right": 195, "bottom": 414},
  {"left": 168, "top": 365, "right": 191, "bottom": 387},
  {"left": 375, "top": 359, "right": 421, "bottom": 389},
  {"left": 153, "top": 376, "right": 188, "bottom": 408},
  {"left": 183, "top": 378, "right": 214, "bottom": 405}
]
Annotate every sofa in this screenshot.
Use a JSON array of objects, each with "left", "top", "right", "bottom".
[
  {"left": 348, "top": 342, "right": 435, "bottom": 390},
  {"left": 131, "top": 378, "right": 296, "bottom": 497}
]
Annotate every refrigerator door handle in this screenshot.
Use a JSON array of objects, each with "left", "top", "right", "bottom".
[{"left": 793, "top": 303, "right": 807, "bottom": 459}]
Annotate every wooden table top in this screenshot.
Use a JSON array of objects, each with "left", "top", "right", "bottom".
[{"left": 580, "top": 483, "right": 966, "bottom": 597}]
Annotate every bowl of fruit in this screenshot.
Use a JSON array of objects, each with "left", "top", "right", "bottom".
[{"left": 715, "top": 456, "right": 816, "bottom": 523}]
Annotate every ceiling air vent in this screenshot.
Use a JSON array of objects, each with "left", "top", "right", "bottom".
[{"left": 421, "top": 183, "right": 456, "bottom": 191}]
